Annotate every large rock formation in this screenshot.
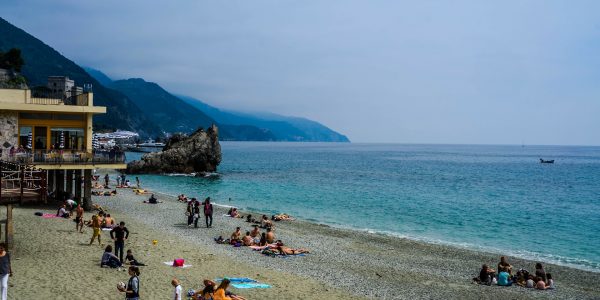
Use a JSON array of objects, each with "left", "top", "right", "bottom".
[{"left": 126, "top": 125, "right": 221, "bottom": 174}]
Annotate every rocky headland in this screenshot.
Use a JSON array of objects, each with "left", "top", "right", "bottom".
[{"left": 126, "top": 125, "right": 221, "bottom": 174}]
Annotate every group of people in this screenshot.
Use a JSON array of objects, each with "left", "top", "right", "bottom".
[
  {"left": 183, "top": 197, "right": 214, "bottom": 228},
  {"left": 475, "top": 257, "right": 555, "bottom": 290}
]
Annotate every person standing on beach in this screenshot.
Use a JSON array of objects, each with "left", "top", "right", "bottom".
[
  {"left": 186, "top": 202, "right": 194, "bottom": 227},
  {"left": 0, "top": 245, "right": 13, "bottom": 300},
  {"left": 172, "top": 278, "right": 182, "bottom": 300},
  {"left": 119, "top": 266, "right": 140, "bottom": 300},
  {"left": 75, "top": 204, "right": 84, "bottom": 233},
  {"left": 104, "top": 174, "right": 109, "bottom": 187},
  {"left": 89, "top": 215, "right": 102, "bottom": 245},
  {"left": 111, "top": 222, "right": 130, "bottom": 263},
  {"left": 203, "top": 197, "right": 213, "bottom": 228},
  {"left": 135, "top": 177, "right": 140, "bottom": 188},
  {"left": 193, "top": 201, "right": 201, "bottom": 228},
  {"left": 116, "top": 175, "right": 121, "bottom": 187}
]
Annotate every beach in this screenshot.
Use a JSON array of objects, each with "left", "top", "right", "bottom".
[{"left": 7, "top": 179, "right": 600, "bottom": 299}]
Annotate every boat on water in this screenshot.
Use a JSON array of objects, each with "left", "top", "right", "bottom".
[
  {"left": 137, "top": 139, "right": 166, "bottom": 148},
  {"left": 540, "top": 158, "right": 555, "bottom": 164}
]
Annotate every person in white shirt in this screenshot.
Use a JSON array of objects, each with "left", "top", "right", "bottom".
[{"left": 172, "top": 278, "right": 182, "bottom": 300}]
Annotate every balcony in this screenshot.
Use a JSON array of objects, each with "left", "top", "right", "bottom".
[
  {"left": 6, "top": 150, "right": 126, "bottom": 167},
  {"left": 28, "top": 91, "right": 89, "bottom": 106},
  {"left": 0, "top": 89, "right": 105, "bottom": 114}
]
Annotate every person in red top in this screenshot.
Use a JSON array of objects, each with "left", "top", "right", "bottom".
[{"left": 203, "top": 197, "right": 213, "bottom": 228}]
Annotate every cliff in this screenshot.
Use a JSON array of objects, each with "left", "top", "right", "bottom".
[{"left": 126, "top": 125, "right": 222, "bottom": 174}]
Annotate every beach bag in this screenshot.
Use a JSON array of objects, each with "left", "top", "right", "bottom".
[{"left": 173, "top": 258, "right": 185, "bottom": 267}]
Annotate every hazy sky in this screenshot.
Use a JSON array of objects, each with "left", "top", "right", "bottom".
[{"left": 2, "top": 0, "right": 599, "bottom": 144}]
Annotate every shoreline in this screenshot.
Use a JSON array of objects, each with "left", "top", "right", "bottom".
[
  {"left": 131, "top": 183, "right": 600, "bottom": 274},
  {"left": 88, "top": 178, "right": 600, "bottom": 299}
]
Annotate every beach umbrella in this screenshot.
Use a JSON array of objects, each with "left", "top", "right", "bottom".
[
  {"left": 27, "top": 132, "right": 32, "bottom": 149},
  {"left": 59, "top": 131, "right": 65, "bottom": 149},
  {"left": 92, "top": 133, "right": 99, "bottom": 150}
]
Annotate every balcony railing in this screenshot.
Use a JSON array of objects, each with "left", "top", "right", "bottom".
[
  {"left": 6, "top": 150, "right": 126, "bottom": 165},
  {"left": 28, "top": 91, "right": 90, "bottom": 106}
]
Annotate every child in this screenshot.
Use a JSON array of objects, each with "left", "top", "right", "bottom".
[
  {"left": 535, "top": 276, "right": 547, "bottom": 290},
  {"left": 125, "top": 250, "right": 146, "bottom": 266},
  {"left": 172, "top": 278, "right": 182, "bottom": 300},
  {"left": 526, "top": 275, "right": 535, "bottom": 288},
  {"left": 546, "top": 273, "right": 555, "bottom": 289}
]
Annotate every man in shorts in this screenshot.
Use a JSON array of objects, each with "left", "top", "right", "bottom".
[{"left": 75, "top": 203, "right": 84, "bottom": 233}]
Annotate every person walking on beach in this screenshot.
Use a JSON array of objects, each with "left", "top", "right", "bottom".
[
  {"left": 111, "top": 222, "right": 130, "bottom": 263},
  {"left": 172, "top": 278, "right": 182, "bottom": 300},
  {"left": 186, "top": 202, "right": 194, "bottom": 227},
  {"left": 116, "top": 175, "right": 121, "bottom": 187},
  {"left": 203, "top": 197, "right": 213, "bottom": 228},
  {"left": 104, "top": 174, "right": 110, "bottom": 187},
  {"left": 118, "top": 266, "right": 140, "bottom": 300},
  {"left": 135, "top": 177, "right": 140, "bottom": 188},
  {"left": 0, "top": 244, "right": 13, "bottom": 300},
  {"left": 193, "top": 201, "right": 201, "bottom": 228},
  {"left": 75, "top": 203, "right": 84, "bottom": 233},
  {"left": 89, "top": 214, "right": 102, "bottom": 245}
]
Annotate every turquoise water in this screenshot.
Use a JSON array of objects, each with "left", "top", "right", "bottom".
[{"left": 125, "top": 143, "right": 600, "bottom": 272}]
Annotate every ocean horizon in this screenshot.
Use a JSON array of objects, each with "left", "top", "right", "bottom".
[{"left": 125, "top": 142, "right": 600, "bottom": 272}]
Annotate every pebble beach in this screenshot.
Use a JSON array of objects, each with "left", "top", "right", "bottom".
[{"left": 7, "top": 178, "right": 600, "bottom": 299}]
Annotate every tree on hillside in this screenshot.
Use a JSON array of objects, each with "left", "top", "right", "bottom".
[{"left": 0, "top": 48, "right": 25, "bottom": 72}]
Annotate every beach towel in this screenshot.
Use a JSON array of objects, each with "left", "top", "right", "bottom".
[
  {"left": 163, "top": 261, "right": 192, "bottom": 268},
  {"left": 101, "top": 228, "right": 113, "bottom": 231},
  {"left": 41, "top": 213, "right": 61, "bottom": 219},
  {"left": 215, "top": 277, "right": 256, "bottom": 283},
  {"left": 232, "top": 283, "right": 272, "bottom": 289}
]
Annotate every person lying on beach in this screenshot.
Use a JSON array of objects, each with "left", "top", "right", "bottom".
[
  {"left": 125, "top": 249, "right": 146, "bottom": 266},
  {"left": 178, "top": 194, "right": 188, "bottom": 202},
  {"left": 134, "top": 188, "right": 151, "bottom": 195},
  {"left": 144, "top": 194, "right": 162, "bottom": 204},
  {"left": 214, "top": 236, "right": 230, "bottom": 244},
  {"left": 92, "top": 203, "right": 105, "bottom": 213},
  {"left": 93, "top": 182, "right": 103, "bottom": 189},
  {"left": 242, "top": 231, "right": 254, "bottom": 246},
  {"left": 266, "top": 228, "right": 275, "bottom": 244},
  {"left": 497, "top": 256, "right": 513, "bottom": 275},
  {"left": 274, "top": 245, "right": 310, "bottom": 256},
  {"left": 272, "top": 213, "right": 294, "bottom": 221},
  {"left": 56, "top": 204, "right": 70, "bottom": 218},
  {"left": 101, "top": 245, "right": 122, "bottom": 268},
  {"left": 246, "top": 214, "right": 257, "bottom": 223}
]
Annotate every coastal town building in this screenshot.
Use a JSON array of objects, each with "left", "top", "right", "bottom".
[{"left": 0, "top": 74, "right": 126, "bottom": 248}]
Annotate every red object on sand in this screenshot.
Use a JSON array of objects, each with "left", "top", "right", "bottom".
[{"left": 173, "top": 259, "right": 184, "bottom": 267}]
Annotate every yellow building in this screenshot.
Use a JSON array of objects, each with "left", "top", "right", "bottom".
[{"left": 0, "top": 79, "right": 127, "bottom": 248}]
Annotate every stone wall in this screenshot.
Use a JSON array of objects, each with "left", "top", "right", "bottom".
[{"left": 0, "top": 111, "right": 18, "bottom": 159}]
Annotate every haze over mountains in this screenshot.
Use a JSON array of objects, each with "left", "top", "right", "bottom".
[{"left": 0, "top": 17, "right": 349, "bottom": 142}]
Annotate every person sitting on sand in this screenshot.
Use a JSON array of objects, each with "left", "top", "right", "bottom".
[
  {"left": 250, "top": 225, "right": 260, "bottom": 239},
  {"left": 477, "top": 264, "right": 495, "bottom": 285},
  {"left": 266, "top": 227, "right": 275, "bottom": 244},
  {"left": 242, "top": 231, "right": 254, "bottom": 246},
  {"left": 258, "top": 232, "right": 268, "bottom": 247},
  {"left": 497, "top": 256, "right": 512, "bottom": 275},
  {"left": 230, "top": 227, "right": 242, "bottom": 243},
  {"left": 230, "top": 208, "right": 242, "bottom": 218},
  {"left": 535, "top": 276, "right": 547, "bottom": 290},
  {"left": 124, "top": 249, "right": 146, "bottom": 266},
  {"left": 213, "top": 278, "right": 247, "bottom": 300},
  {"left": 102, "top": 214, "right": 115, "bottom": 228},
  {"left": 515, "top": 269, "right": 529, "bottom": 287},
  {"left": 101, "top": 245, "right": 122, "bottom": 268},
  {"left": 125, "top": 179, "right": 132, "bottom": 187},
  {"left": 260, "top": 215, "right": 272, "bottom": 229},
  {"left": 193, "top": 279, "right": 215, "bottom": 300},
  {"left": 144, "top": 194, "right": 161, "bottom": 204},
  {"left": 535, "top": 263, "right": 547, "bottom": 283},
  {"left": 546, "top": 273, "right": 555, "bottom": 289},
  {"left": 56, "top": 204, "right": 70, "bottom": 218},
  {"left": 526, "top": 275, "right": 535, "bottom": 288},
  {"left": 246, "top": 214, "right": 255, "bottom": 223},
  {"left": 497, "top": 269, "right": 512, "bottom": 286},
  {"left": 275, "top": 244, "right": 310, "bottom": 256}
]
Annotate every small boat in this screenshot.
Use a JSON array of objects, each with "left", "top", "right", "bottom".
[
  {"left": 137, "top": 139, "right": 166, "bottom": 148},
  {"left": 539, "top": 158, "right": 554, "bottom": 164}
]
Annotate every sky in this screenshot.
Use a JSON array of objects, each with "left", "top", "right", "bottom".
[{"left": 1, "top": 0, "right": 600, "bottom": 145}]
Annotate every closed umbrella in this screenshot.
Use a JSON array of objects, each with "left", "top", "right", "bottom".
[
  {"left": 27, "top": 132, "right": 32, "bottom": 149},
  {"left": 59, "top": 131, "right": 65, "bottom": 149},
  {"left": 92, "top": 133, "right": 100, "bottom": 150}
]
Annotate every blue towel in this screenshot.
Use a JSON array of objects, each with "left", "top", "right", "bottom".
[
  {"left": 232, "top": 283, "right": 271, "bottom": 289},
  {"left": 215, "top": 277, "right": 256, "bottom": 283}
]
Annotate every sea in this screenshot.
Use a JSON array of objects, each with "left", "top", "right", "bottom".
[{"left": 125, "top": 142, "right": 600, "bottom": 272}]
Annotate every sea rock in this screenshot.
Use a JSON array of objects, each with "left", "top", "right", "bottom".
[{"left": 126, "top": 125, "right": 221, "bottom": 174}]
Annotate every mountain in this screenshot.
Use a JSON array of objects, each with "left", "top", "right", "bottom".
[
  {"left": 177, "top": 95, "right": 350, "bottom": 142},
  {"left": 0, "top": 17, "right": 161, "bottom": 137},
  {"left": 108, "top": 78, "right": 215, "bottom": 134},
  {"left": 83, "top": 67, "right": 113, "bottom": 86}
]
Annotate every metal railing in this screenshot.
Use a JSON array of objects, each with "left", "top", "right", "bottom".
[
  {"left": 5, "top": 150, "right": 126, "bottom": 165},
  {"left": 27, "top": 91, "right": 90, "bottom": 106}
]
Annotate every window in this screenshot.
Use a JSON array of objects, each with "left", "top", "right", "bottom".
[
  {"left": 19, "top": 127, "right": 32, "bottom": 148},
  {"left": 34, "top": 126, "right": 47, "bottom": 150},
  {"left": 50, "top": 128, "right": 85, "bottom": 150}
]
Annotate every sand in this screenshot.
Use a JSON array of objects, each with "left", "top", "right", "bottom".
[{"left": 6, "top": 176, "right": 600, "bottom": 299}]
